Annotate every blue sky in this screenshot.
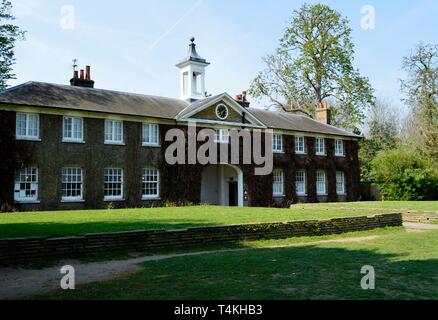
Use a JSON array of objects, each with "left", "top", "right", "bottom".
[{"left": 10, "top": 0, "right": 438, "bottom": 111}]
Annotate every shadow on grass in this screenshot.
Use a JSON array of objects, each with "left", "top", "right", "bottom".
[{"left": 32, "top": 243, "right": 438, "bottom": 300}]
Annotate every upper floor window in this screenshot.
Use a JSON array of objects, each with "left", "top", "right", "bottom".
[
  {"left": 143, "top": 123, "right": 159, "bottom": 146},
  {"left": 214, "top": 129, "right": 229, "bottom": 144},
  {"left": 335, "top": 139, "right": 345, "bottom": 156},
  {"left": 61, "top": 167, "right": 83, "bottom": 202},
  {"left": 272, "top": 170, "right": 284, "bottom": 196},
  {"left": 104, "top": 168, "right": 124, "bottom": 201},
  {"left": 295, "top": 136, "right": 306, "bottom": 154},
  {"left": 272, "top": 134, "right": 284, "bottom": 153},
  {"left": 105, "top": 120, "right": 123, "bottom": 144},
  {"left": 14, "top": 167, "right": 38, "bottom": 202},
  {"left": 316, "top": 170, "right": 326, "bottom": 195},
  {"left": 16, "top": 113, "right": 39, "bottom": 140},
  {"left": 142, "top": 167, "right": 160, "bottom": 199},
  {"left": 295, "top": 170, "right": 306, "bottom": 195},
  {"left": 336, "top": 171, "right": 346, "bottom": 195},
  {"left": 63, "top": 116, "right": 84, "bottom": 142},
  {"left": 315, "top": 137, "right": 326, "bottom": 155}
]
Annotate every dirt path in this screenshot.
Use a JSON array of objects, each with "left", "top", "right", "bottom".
[
  {"left": 403, "top": 222, "right": 438, "bottom": 230},
  {"left": 0, "top": 235, "right": 382, "bottom": 300}
]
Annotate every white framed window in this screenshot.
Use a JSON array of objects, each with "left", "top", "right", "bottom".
[
  {"left": 214, "top": 129, "right": 229, "bottom": 144},
  {"left": 335, "top": 139, "right": 345, "bottom": 156},
  {"left": 105, "top": 120, "right": 123, "bottom": 144},
  {"left": 272, "top": 134, "right": 284, "bottom": 153},
  {"left": 63, "top": 116, "right": 84, "bottom": 142},
  {"left": 316, "top": 170, "right": 326, "bottom": 195},
  {"left": 14, "top": 167, "right": 38, "bottom": 202},
  {"left": 104, "top": 168, "right": 124, "bottom": 200},
  {"left": 142, "top": 167, "right": 160, "bottom": 199},
  {"left": 142, "top": 123, "right": 159, "bottom": 146},
  {"left": 336, "top": 171, "right": 346, "bottom": 195},
  {"left": 295, "top": 136, "right": 306, "bottom": 154},
  {"left": 16, "top": 113, "right": 39, "bottom": 140},
  {"left": 272, "top": 170, "right": 284, "bottom": 196},
  {"left": 315, "top": 137, "right": 326, "bottom": 155},
  {"left": 295, "top": 170, "right": 306, "bottom": 195},
  {"left": 61, "top": 168, "right": 83, "bottom": 201}
]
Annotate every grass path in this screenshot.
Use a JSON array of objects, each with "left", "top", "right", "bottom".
[{"left": 26, "top": 225, "right": 438, "bottom": 300}]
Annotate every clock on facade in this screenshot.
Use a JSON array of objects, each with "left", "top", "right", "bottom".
[{"left": 215, "top": 104, "right": 229, "bottom": 120}]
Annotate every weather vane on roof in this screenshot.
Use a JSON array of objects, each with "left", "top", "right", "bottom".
[{"left": 72, "top": 58, "right": 78, "bottom": 72}]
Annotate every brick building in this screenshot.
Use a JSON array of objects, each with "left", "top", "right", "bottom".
[{"left": 0, "top": 39, "right": 361, "bottom": 211}]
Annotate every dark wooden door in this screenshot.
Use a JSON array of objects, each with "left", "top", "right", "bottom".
[{"left": 228, "top": 181, "right": 238, "bottom": 206}]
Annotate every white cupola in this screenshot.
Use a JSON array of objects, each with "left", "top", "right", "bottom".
[{"left": 176, "top": 37, "right": 210, "bottom": 102}]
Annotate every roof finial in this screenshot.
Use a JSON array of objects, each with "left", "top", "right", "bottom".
[{"left": 190, "top": 37, "right": 195, "bottom": 43}]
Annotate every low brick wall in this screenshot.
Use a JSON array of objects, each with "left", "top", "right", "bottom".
[
  {"left": 402, "top": 212, "right": 438, "bottom": 224},
  {"left": 0, "top": 213, "right": 402, "bottom": 266}
]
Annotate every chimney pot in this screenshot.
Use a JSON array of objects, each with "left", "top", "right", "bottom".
[
  {"left": 74, "top": 70, "right": 79, "bottom": 78},
  {"left": 85, "top": 66, "right": 91, "bottom": 80},
  {"left": 315, "top": 101, "right": 331, "bottom": 124},
  {"left": 80, "top": 69, "right": 84, "bottom": 79}
]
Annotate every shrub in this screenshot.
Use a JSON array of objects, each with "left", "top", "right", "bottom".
[{"left": 371, "top": 148, "right": 438, "bottom": 200}]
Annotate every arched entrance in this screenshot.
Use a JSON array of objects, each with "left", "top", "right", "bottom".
[{"left": 200, "top": 163, "right": 243, "bottom": 207}]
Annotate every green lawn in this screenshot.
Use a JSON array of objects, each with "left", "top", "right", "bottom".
[
  {"left": 33, "top": 227, "right": 438, "bottom": 300},
  {"left": 0, "top": 204, "right": 389, "bottom": 239},
  {"left": 1, "top": 201, "right": 436, "bottom": 239},
  {"left": 298, "top": 200, "right": 438, "bottom": 211}
]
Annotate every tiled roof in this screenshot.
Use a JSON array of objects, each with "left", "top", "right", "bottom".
[
  {"left": 0, "top": 81, "right": 188, "bottom": 119},
  {"left": 0, "top": 81, "right": 361, "bottom": 138}
]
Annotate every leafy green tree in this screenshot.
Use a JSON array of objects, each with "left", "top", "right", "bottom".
[
  {"left": 0, "top": 0, "right": 25, "bottom": 90},
  {"left": 0, "top": 1, "right": 25, "bottom": 210},
  {"left": 371, "top": 148, "right": 438, "bottom": 200},
  {"left": 359, "top": 99, "right": 400, "bottom": 182},
  {"left": 249, "top": 3, "right": 374, "bottom": 131},
  {"left": 401, "top": 43, "right": 438, "bottom": 159}
]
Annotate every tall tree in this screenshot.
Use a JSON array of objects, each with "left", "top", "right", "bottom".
[
  {"left": 0, "top": 0, "right": 25, "bottom": 90},
  {"left": 248, "top": 3, "right": 374, "bottom": 131},
  {"left": 0, "top": 1, "right": 25, "bottom": 210},
  {"left": 400, "top": 43, "right": 438, "bottom": 159},
  {"left": 359, "top": 99, "right": 400, "bottom": 182}
]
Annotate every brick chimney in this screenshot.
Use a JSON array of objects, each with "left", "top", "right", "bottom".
[
  {"left": 70, "top": 65, "right": 95, "bottom": 88},
  {"left": 235, "top": 91, "right": 250, "bottom": 108},
  {"left": 315, "top": 101, "right": 331, "bottom": 125}
]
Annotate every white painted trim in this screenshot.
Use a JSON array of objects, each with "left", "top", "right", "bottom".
[
  {"left": 180, "top": 118, "right": 265, "bottom": 129},
  {"left": 178, "top": 93, "right": 267, "bottom": 128}
]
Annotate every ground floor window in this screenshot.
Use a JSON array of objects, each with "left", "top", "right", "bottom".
[
  {"left": 272, "top": 170, "right": 284, "bottom": 196},
  {"left": 142, "top": 168, "right": 159, "bottom": 199},
  {"left": 336, "top": 171, "right": 346, "bottom": 195},
  {"left": 61, "top": 168, "right": 83, "bottom": 201},
  {"left": 295, "top": 170, "right": 306, "bottom": 195},
  {"left": 104, "top": 168, "right": 123, "bottom": 200},
  {"left": 316, "top": 170, "right": 326, "bottom": 195},
  {"left": 14, "top": 167, "right": 38, "bottom": 202}
]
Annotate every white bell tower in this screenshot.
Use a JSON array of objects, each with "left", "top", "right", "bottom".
[{"left": 176, "top": 37, "right": 210, "bottom": 102}]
